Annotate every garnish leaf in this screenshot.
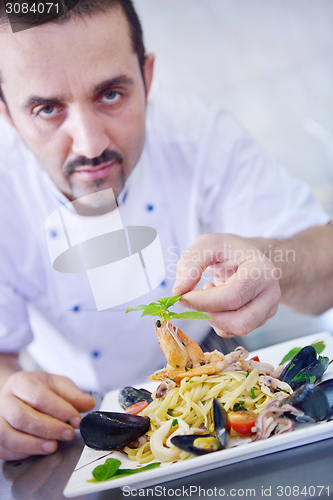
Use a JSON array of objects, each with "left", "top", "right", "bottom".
[
  {"left": 159, "top": 295, "right": 181, "bottom": 309},
  {"left": 141, "top": 304, "right": 164, "bottom": 317},
  {"left": 110, "top": 462, "right": 161, "bottom": 480},
  {"left": 91, "top": 458, "right": 121, "bottom": 482},
  {"left": 314, "top": 342, "right": 326, "bottom": 355},
  {"left": 171, "top": 311, "right": 214, "bottom": 321},
  {"left": 233, "top": 402, "right": 248, "bottom": 411},
  {"left": 280, "top": 341, "right": 326, "bottom": 365},
  {"left": 126, "top": 305, "right": 147, "bottom": 313},
  {"left": 126, "top": 295, "right": 212, "bottom": 323},
  {"left": 88, "top": 459, "right": 160, "bottom": 483}
]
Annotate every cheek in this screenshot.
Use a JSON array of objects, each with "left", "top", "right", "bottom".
[
  {"left": 17, "top": 120, "right": 70, "bottom": 165},
  {"left": 114, "top": 103, "right": 146, "bottom": 152}
]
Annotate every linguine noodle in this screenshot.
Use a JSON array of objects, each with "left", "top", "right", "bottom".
[{"left": 124, "top": 368, "right": 275, "bottom": 463}]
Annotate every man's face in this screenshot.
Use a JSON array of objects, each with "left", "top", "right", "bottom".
[{"left": 0, "top": 8, "right": 154, "bottom": 204}]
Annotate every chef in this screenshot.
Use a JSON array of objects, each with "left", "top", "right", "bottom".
[{"left": 0, "top": 0, "right": 332, "bottom": 461}]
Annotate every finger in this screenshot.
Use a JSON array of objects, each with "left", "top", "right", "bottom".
[
  {"left": 0, "top": 418, "right": 58, "bottom": 459},
  {"left": 49, "top": 375, "right": 96, "bottom": 413},
  {"left": 203, "top": 282, "right": 215, "bottom": 290},
  {"left": 2, "top": 394, "right": 76, "bottom": 441},
  {"left": 172, "top": 234, "right": 224, "bottom": 295},
  {"left": 10, "top": 374, "right": 95, "bottom": 427},
  {"left": 205, "top": 286, "right": 280, "bottom": 336},
  {"left": 179, "top": 260, "right": 274, "bottom": 312},
  {"left": 210, "top": 327, "right": 240, "bottom": 339}
]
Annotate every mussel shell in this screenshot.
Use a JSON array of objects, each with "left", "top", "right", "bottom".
[
  {"left": 280, "top": 346, "right": 317, "bottom": 385},
  {"left": 317, "top": 379, "right": 333, "bottom": 419},
  {"left": 171, "top": 434, "right": 223, "bottom": 455},
  {"left": 80, "top": 411, "right": 150, "bottom": 450},
  {"left": 118, "top": 387, "right": 153, "bottom": 410},
  {"left": 289, "top": 356, "right": 329, "bottom": 390},
  {"left": 283, "top": 383, "right": 330, "bottom": 422},
  {"left": 213, "top": 398, "right": 231, "bottom": 448},
  {"left": 318, "top": 378, "right": 333, "bottom": 407}
]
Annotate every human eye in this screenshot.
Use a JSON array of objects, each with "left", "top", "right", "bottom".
[
  {"left": 33, "top": 105, "right": 59, "bottom": 118},
  {"left": 101, "top": 90, "right": 121, "bottom": 103}
]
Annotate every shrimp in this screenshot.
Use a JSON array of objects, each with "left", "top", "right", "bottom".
[
  {"left": 151, "top": 320, "right": 250, "bottom": 383},
  {"left": 154, "top": 319, "right": 205, "bottom": 370}
]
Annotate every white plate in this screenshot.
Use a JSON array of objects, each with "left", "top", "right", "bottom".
[{"left": 63, "top": 331, "right": 333, "bottom": 498}]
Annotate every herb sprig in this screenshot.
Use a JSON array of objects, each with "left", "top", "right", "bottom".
[
  {"left": 279, "top": 341, "right": 326, "bottom": 365},
  {"left": 126, "top": 295, "right": 213, "bottom": 322},
  {"left": 88, "top": 458, "right": 161, "bottom": 483}
]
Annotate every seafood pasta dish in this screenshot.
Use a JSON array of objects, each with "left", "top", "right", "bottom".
[
  {"left": 121, "top": 320, "right": 290, "bottom": 463},
  {"left": 80, "top": 304, "right": 333, "bottom": 464}
]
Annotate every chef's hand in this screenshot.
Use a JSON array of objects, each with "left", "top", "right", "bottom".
[
  {"left": 172, "top": 234, "right": 281, "bottom": 338},
  {"left": 0, "top": 370, "right": 95, "bottom": 461}
]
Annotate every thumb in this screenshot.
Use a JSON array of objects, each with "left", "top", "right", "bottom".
[{"left": 50, "top": 374, "right": 96, "bottom": 412}]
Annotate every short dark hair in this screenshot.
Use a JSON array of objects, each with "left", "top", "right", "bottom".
[{"left": 0, "top": 0, "right": 146, "bottom": 102}]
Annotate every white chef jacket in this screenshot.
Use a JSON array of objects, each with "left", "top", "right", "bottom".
[{"left": 0, "top": 87, "right": 330, "bottom": 394}]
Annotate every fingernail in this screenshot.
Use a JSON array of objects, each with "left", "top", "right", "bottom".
[
  {"left": 62, "top": 429, "right": 74, "bottom": 441},
  {"left": 172, "top": 277, "right": 184, "bottom": 292},
  {"left": 71, "top": 416, "right": 81, "bottom": 428},
  {"left": 42, "top": 441, "right": 57, "bottom": 453}
]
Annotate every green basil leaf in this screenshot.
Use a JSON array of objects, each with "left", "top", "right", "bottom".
[
  {"left": 159, "top": 295, "right": 181, "bottom": 309},
  {"left": 279, "top": 347, "right": 302, "bottom": 365},
  {"left": 280, "top": 341, "right": 326, "bottom": 365},
  {"left": 112, "top": 462, "right": 161, "bottom": 479},
  {"left": 126, "top": 305, "right": 147, "bottom": 313},
  {"left": 290, "top": 371, "right": 309, "bottom": 383},
  {"left": 141, "top": 304, "right": 163, "bottom": 317},
  {"left": 92, "top": 458, "right": 121, "bottom": 481},
  {"left": 313, "top": 342, "right": 325, "bottom": 355},
  {"left": 88, "top": 461, "right": 161, "bottom": 483},
  {"left": 172, "top": 311, "right": 214, "bottom": 321}
]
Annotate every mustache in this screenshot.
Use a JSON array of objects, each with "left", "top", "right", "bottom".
[{"left": 63, "top": 150, "right": 123, "bottom": 178}]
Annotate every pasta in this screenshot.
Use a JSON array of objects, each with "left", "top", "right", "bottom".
[{"left": 123, "top": 368, "right": 276, "bottom": 463}]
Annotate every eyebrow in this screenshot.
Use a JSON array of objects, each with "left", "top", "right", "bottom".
[{"left": 23, "top": 75, "right": 135, "bottom": 109}]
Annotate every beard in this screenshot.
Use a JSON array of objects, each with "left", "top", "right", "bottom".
[{"left": 64, "top": 149, "right": 126, "bottom": 208}]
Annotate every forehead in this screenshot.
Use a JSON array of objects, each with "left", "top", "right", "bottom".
[{"left": 0, "top": 8, "right": 137, "bottom": 100}]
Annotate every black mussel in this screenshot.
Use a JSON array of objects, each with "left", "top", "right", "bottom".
[
  {"left": 279, "top": 346, "right": 317, "bottom": 385},
  {"left": 288, "top": 356, "right": 329, "bottom": 390},
  {"left": 171, "top": 399, "right": 230, "bottom": 456},
  {"left": 283, "top": 383, "right": 330, "bottom": 423},
  {"left": 213, "top": 398, "right": 231, "bottom": 448},
  {"left": 171, "top": 434, "right": 223, "bottom": 456},
  {"left": 80, "top": 411, "right": 150, "bottom": 451},
  {"left": 118, "top": 386, "right": 153, "bottom": 410},
  {"left": 316, "top": 379, "right": 333, "bottom": 420},
  {"left": 318, "top": 379, "right": 333, "bottom": 407}
]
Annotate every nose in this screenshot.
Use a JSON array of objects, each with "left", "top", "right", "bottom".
[{"left": 66, "top": 106, "right": 110, "bottom": 159}]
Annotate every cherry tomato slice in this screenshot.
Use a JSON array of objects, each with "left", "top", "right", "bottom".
[
  {"left": 125, "top": 401, "right": 149, "bottom": 414},
  {"left": 250, "top": 355, "right": 260, "bottom": 362},
  {"left": 229, "top": 410, "right": 257, "bottom": 435}
]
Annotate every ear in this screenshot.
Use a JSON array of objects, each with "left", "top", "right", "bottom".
[{"left": 143, "top": 53, "right": 155, "bottom": 98}]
